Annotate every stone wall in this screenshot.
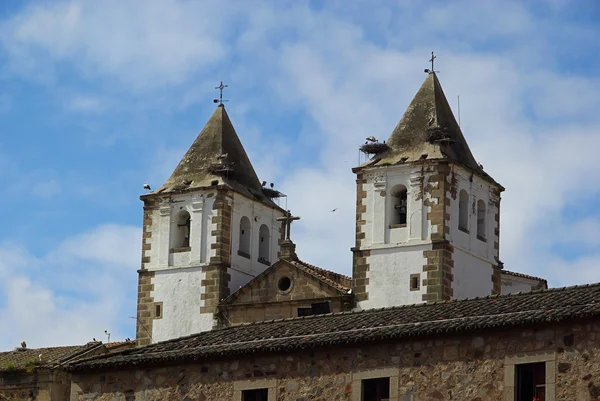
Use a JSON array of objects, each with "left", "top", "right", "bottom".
[
  {"left": 0, "top": 369, "right": 71, "bottom": 401},
  {"left": 70, "top": 319, "right": 600, "bottom": 401},
  {"left": 221, "top": 262, "right": 353, "bottom": 325}
]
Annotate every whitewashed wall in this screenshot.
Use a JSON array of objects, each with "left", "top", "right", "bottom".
[
  {"left": 151, "top": 267, "right": 212, "bottom": 342},
  {"left": 501, "top": 274, "right": 543, "bottom": 294},
  {"left": 358, "top": 244, "right": 430, "bottom": 310},
  {"left": 446, "top": 166, "right": 500, "bottom": 299},
  {"left": 359, "top": 165, "right": 433, "bottom": 310},
  {"left": 144, "top": 189, "right": 283, "bottom": 342}
]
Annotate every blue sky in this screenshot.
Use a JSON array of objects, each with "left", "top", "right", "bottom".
[{"left": 0, "top": 0, "right": 599, "bottom": 348}]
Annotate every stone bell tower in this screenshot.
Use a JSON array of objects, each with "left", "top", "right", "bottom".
[
  {"left": 135, "top": 102, "right": 285, "bottom": 345},
  {"left": 352, "top": 66, "right": 504, "bottom": 310}
]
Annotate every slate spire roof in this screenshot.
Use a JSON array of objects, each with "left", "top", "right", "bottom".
[
  {"left": 150, "top": 105, "right": 276, "bottom": 206},
  {"left": 364, "top": 72, "right": 487, "bottom": 177}
]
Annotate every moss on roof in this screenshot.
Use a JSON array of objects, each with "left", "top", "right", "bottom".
[
  {"left": 365, "top": 72, "right": 489, "bottom": 179},
  {"left": 150, "top": 105, "right": 278, "bottom": 208}
]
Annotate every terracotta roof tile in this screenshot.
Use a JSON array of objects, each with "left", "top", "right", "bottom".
[
  {"left": 68, "top": 283, "right": 600, "bottom": 371},
  {"left": 502, "top": 270, "right": 548, "bottom": 285},
  {"left": 291, "top": 260, "right": 352, "bottom": 292},
  {"left": 0, "top": 343, "right": 100, "bottom": 372}
]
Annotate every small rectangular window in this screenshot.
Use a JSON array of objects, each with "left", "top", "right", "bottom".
[
  {"left": 297, "top": 307, "right": 312, "bottom": 317},
  {"left": 410, "top": 274, "right": 420, "bottom": 291},
  {"left": 242, "top": 388, "right": 269, "bottom": 401},
  {"left": 154, "top": 302, "right": 163, "bottom": 319},
  {"left": 362, "top": 377, "right": 390, "bottom": 401},
  {"left": 516, "top": 362, "right": 545, "bottom": 401}
]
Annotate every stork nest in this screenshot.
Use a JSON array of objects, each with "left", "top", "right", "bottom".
[
  {"left": 426, "top": 126, "right": 454, "bottom": 144},
  {"left": 262, "top": 187, "right": 283, "bottom": 198},
  {"left": 207, "top": 162, "right": 235, "bottom": 175},
  {"left": 360, "top": 142, "right": 389, "bottom": 155}
]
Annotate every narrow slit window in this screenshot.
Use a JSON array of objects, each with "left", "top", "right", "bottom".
[
  {"left": 458, "top": 190, "right": 469, "bottom": 232},
  {"left": 477, "top": 199, "right": 486, "bottom": 240},
  {"left": 410, "top": 274, "right": 420, "bottom": 291},
  {"left": 154, "top": 302, "right": 163, "bottom": 319}
]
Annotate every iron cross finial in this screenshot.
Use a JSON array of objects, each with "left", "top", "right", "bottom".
[
  {"left": 214, "top": 81, "right": 228, "bottom": 106},
  {"left": 429, "top": 51, "right": 436, "bottom": 71},
  {"left": 276, "top": 210, "right": 301, "bottom": 241}
]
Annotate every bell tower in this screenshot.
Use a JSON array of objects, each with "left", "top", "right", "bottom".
[
  {"left": 352, "top": 67, "right": 504, "bottom": 310},
  {"left": 135, "top": 103, "right": 285, "bottom": 345}
]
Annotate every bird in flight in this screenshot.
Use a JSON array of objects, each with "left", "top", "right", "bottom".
[
  {"left": 330, "top": 208, "right": 338, "bottom": 212},
  {"left": 143, "top": 183, "right": 151, "bottom": 191}
]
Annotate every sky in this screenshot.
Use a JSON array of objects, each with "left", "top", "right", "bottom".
[{"left": 0, "top": 0, "right": 599, "bottom": 349}]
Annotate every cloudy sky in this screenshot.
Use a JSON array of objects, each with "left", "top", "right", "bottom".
[{"left": 0, "top": 0, "right": 599, "bottom": 349}]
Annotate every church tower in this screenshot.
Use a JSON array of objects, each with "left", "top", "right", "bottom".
[
  {"left": 352, "top": 69, "right": 504, "bottom": 310},
  {"left": 135, "top": 104, "right": 285, "bottom": 345}
]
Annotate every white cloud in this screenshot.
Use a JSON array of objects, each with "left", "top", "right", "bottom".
[
  {"left": 0, "top": 0, "right": 228, "bottom": 90},
  {"left": 66, "top": 94, "right": 106, "bottom": 113},
  {"left": 1, "top": 0, "right": 600, "bottom": 349},
  {"left": 0, "top": 224, "right": 139, "bottom": 349}
]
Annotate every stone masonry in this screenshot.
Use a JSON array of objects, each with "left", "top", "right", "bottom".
[
  {"left": 200, "top": 188, "right": 233, "bottom": 314},
  {"left": 70, "top": 319, "right": 600, "bottom": 401},
  {"left": 422, "top": 162, "right": 454, "bottom": 302},
  {"left": 352, "top": 173, "right": 370, "bottom": 303},
  {"left": 135, "top": 199, "right": 157, "bottom": 346}
]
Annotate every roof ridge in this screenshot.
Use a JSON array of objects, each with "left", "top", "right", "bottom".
[
  {"left": 502, "top": 269, "right": 548, "bottom": 283},
  {"left": 296, "top": 259, "right": 352, "bottom": 281}
]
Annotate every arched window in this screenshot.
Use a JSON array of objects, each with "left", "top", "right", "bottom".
[
  {"left": 238, "top": 216, "right": 251, "bottom": 258},
  {"left": 477, "top": 199, "right": 486, "bottom": 240},
  {"left": 173, "top": 210, "right": 191, "bottom": 248},
  {"left": 458, "top": 190, "right": 469, "bottom": 232},
  {"left": 258, "top": 224, "right": 270, "bottom": 265},
  {"left": 390, "top": 184, "right": 408, "bottom": 226}
]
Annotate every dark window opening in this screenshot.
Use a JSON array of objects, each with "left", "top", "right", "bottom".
[
  {"left": 154, "top": 302, "right": 162, "bottom": 319},
  {"left": 297, "top": 301, "right": 332, "bottom": 317},
  {"left": 516, "top": 362, "right": 545, "bottom": 401},
  {"left": 392, "top": 186, "right": 408, "bottom": 226},
  {"left": 242, "top": 388, "right": 269, "bottom": 401},
  {"left": 410, "top": 274, "right": 420, "bottom": 291},
  {"left": 362, "top": 377, "right": 390, "bottom": 401},
  {"left": 278, "top": 276, "right": 291, "bottom": 292}
]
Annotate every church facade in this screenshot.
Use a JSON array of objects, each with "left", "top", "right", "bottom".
[
  {"left": 43, "top": 66, "right": 600, "bottom": 401},
  {"left": 134, "top": 69, "right": 546, "bottom": 348}
]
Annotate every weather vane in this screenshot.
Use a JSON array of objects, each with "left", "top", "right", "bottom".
[
  {"left": 424, "top": 51, "right": 438, "bottom": 74},
  {"left": 213, "top": 81, "right": 228, "bottom": 105}
]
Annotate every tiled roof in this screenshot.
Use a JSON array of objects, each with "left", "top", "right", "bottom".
[
  {"left": 104, "top": 340, "right": 136, "bottom": 351},
  {"left": 0, "top": 343, "right": 101, "bottom": 372},
  {"left": 222, "top": 258, "right": 351, "bottom": 305},
  {"left": 68, "top": 283, "right": 600, "bottom": 371},
  {"left": 502, "top": 270, "right": 548, "bottom": 285},
  {"left": 291, "top": 260, "right": 352, "bottom": 292}
]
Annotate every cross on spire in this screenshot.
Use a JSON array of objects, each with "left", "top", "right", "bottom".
[
  {"left": 213, "top": 81, "right": 228, "bottom": 106},
  {"left": 429, "top": 51, "right": 436, "bottom": 71},
  {"left": 276, "top": 210, "right": 300, "bottom": 241}
]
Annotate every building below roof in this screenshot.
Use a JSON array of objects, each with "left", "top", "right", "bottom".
[
  {"left": 501, "top": 269, "right": 548, "bottom": 294},
  {"left": 65, "top": 283, "right": 600, "bottom": 400}
]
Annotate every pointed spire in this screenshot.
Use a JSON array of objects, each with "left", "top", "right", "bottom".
[
  {"left": 373, "top": 72, "right": 483, "bottom": 174},
  {"left": 155, "top": 105, "right": 267, "bottom": 201}
]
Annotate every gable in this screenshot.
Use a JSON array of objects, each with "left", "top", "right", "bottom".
[{"left": 225, "top": 260, "right": 346, "bottom": 306}]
